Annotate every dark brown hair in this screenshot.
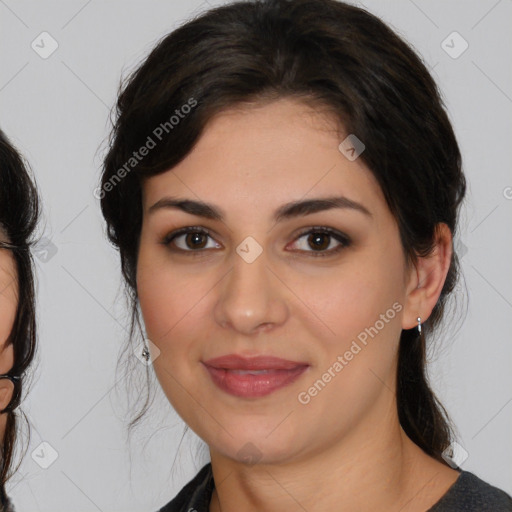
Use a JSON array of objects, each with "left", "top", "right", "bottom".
[
  {"left": 0, "top": 129, "right": 39, "bottom": 496},
  {"left": 100, "top": 0, "right": 466, "bottom": 464}
]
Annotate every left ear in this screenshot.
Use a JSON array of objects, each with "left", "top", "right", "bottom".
[{"left": 402, "top": 222, "right": 453, "bottom": 330}]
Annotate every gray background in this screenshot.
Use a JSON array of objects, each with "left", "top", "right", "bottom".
[{"left": 1, "top": 0, "right": 511, "bottom": 510}]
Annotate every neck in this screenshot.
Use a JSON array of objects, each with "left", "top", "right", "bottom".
[{"left": 208, "top": 390, "right": 457, "bottom": 512}]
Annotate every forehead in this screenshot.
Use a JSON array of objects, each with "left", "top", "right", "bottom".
[{"left": 141, "top": 98, "right": 386, "bottom": 221}]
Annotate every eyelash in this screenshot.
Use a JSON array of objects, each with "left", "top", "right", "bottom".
[{"left": 161, "top": 225, "right": 351, "bottom": 258}]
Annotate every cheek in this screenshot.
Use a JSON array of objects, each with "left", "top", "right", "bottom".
[
  {"left": 296, "top": 253, "right": 404, "bottom": 347},
  {"left": 293, "top": 261, "right": 405, "bottom": 420},
  {"left": 136, "top": 250, "right": 212, "bottom": 352}
]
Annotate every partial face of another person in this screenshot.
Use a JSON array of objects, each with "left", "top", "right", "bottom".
[
  {"left": 0, "top": 230, "right": 17, "bottom": 433},
  {"left": 136, "top": 98, "right": 426, "bottom": 465}
]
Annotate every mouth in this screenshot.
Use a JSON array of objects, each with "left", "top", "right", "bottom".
[{"left": 202, "top": 354, "right": 310, "bottom": 398}]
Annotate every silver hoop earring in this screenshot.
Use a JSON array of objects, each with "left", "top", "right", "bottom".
[{"left": 417, "top": 317, "right": 422, "bottom": 335}]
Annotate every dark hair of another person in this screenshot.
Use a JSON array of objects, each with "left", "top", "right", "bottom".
[
  {"left": 0, "top": 129, "right": 39, "bottom": 495},
  {"left": 100, "top": 0, "right": 466, "bottom": 465}
]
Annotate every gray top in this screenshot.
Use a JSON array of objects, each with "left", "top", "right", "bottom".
[
  {"left": 158, "top": 463, "right": 512, "bottom": 511},
  {"left": 428, "top": 469, "right": 512, "bottom": 511}
]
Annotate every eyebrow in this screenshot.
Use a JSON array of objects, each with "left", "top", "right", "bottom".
[{"left": 148, "top": 195, "right": 372, "bottom": 222}]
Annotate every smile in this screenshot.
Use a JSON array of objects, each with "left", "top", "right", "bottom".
[{"left": 202, "top": 354, "right": 310, "bottom": 398}]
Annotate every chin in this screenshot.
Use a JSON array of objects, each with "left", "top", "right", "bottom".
[{"left": 207, "top": 421, "right": 302, "bottom": 466}]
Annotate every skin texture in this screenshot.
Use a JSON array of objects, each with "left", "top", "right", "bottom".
[
  {"left": 0, "top": 235, "right": 17, "bottom": 438},
  {"left": 136, "top": 98, "right": 459, "bottom": 512}
]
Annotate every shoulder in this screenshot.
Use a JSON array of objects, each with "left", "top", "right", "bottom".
[
  {"left": 156, "top": 463, "right": 214, "bottom": 512},
  {"left": 428, "top": 469, "right": 512, "bottom": 511}
]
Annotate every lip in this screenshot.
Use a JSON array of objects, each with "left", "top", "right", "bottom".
[{"left": 202, "top": 354, "right": 310, "bottom": 398}]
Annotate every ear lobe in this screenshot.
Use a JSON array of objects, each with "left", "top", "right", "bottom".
[{"left": 401, "top": 223, "right": 453, "bottom": 331}]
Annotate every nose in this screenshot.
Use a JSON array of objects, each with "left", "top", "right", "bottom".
[{"left": 213, "top": 245, "right": 289, "bottom": 335}]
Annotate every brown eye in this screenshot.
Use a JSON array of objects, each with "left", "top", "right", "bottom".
[
  {"left": 183, "top": 232, "right": 208, "bottom": 249},
  {"left": 291, "top": 227, "right": 351, "bottom": 257},
  {"left": 162, "top": 227, "right": 220, "bottom": 252},
  {"left": 307, "top": 232, "right": 331, "bottom": 251}
]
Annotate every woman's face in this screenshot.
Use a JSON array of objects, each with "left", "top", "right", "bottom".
[
  {"left": 0, "top": 231, "right": 17, "bottom": 423},
  {"left": 137, "top": 98, "right": 422, "bottom": 465}
]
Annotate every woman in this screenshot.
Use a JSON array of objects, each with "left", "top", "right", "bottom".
[
  {"left": 0, "top": 129, "right": 39, "bottom": 511},
  {"left": 99, "top": 0, "right": 512, "bottom": 510}
]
